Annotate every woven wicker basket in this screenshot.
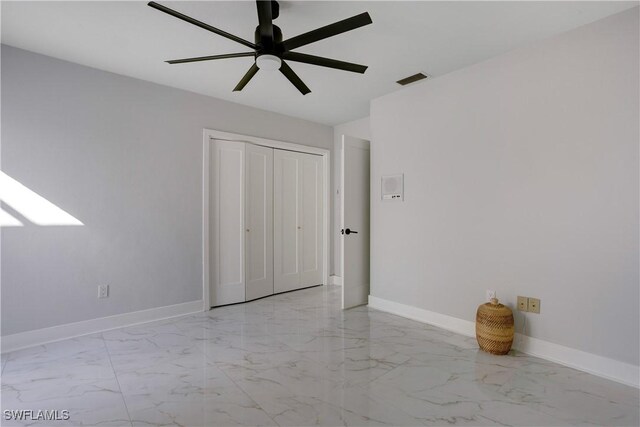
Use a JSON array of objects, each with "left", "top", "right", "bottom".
[{"left": 476, "top": 298, "right": 514, "bottom": 355}]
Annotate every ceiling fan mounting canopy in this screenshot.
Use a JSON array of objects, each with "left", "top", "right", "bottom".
[{"left": 147, "top": 1, "right": 372, "bottom": 95}]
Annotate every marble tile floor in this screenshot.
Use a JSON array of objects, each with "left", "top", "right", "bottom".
[{"left": 1, "top": 285, "right": 638, "bottom": 426}]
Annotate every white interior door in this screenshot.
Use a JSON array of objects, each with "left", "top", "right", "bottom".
[
  {"left": 341, "top": 136, "right": 370, "bottom": 309},
  {"left": 210, "top": 140, "right": 245, "bottom": 306},
  {"left": 274, "top": 150, "right": 301, "bottom": 293},
  {"left": 245, "top": 144, "right": 274, "bottom": 301},
  {"left": 299, "top": 152, "right": 324, "bottom": 288}
]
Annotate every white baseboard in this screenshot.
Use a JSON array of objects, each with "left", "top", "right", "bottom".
[
  {"left": 368, "top": 295, "right": 639, "bottom": 389},
  {"left": 368, "top": 295, "right": 476, "bottom": 337},
  {"left": 330, "top": 275, "right": 343, "bottom": 286},
  {"left": 1, "top": 300, "right": 203, "bottom": 354}
]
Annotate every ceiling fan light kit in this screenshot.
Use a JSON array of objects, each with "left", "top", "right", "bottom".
[
  {"left": 148, "top": 1, "right": 372, "bottom": 95},
  {"left": 256, "top": 54, "right": 281, "bottom": 71}
]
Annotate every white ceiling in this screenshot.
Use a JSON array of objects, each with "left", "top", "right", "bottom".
[{"left": 2, "top": 1, "right": 636, "bottom": 125}]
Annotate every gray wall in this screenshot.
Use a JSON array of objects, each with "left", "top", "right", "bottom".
[
  {"left": 370, "top": 8, "right": 639, "bottom": 366},
  {"left": 1, "top": 45, "right": 332, "bottom": 336},
  {"left": 332, "top": 117, "right": 371, "bottom": 277}
]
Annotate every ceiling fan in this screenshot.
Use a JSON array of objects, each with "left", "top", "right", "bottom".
[{"left": 148, "top": 1, "right": 372, "bottom": 95}]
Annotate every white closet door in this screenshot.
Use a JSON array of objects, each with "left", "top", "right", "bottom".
[
  {"left": 210, "top": 140, "right": 245, "bottom": 306},
  {"left": 274, "top": 150, "right": 323, "bottom": 293},
  {"left": 274, "top": 150, "right": 301, "bottom": 293},
  {"left": 299, "top": 152, "right": 324, "bottom": 288},
  {"left": 245, "top": 144, "right": 274, "bottom": 301}
]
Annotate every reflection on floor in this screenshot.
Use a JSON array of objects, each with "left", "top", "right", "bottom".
[{"left": 1, "top": 285, "right": 638, "bottom": 426}]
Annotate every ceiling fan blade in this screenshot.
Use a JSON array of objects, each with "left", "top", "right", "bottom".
[
  {"left": 280, "top": 61, "right": 311, "bottom": 95},
  {"left": 256, "top": 0, "right": 274, "bottom": 42},
  {"left": 233, "top": 63, "right": 259, "bottom": 92},
  {"left": 166, "top": 52, "right": 255, "bottom": 64},
  {"left": 282, "top": 12, "right": 372, "bottom": 51},
  {"left": 282, "top": 52, "right": 367, "bottom": 74},
  {"left": 148, "top": 2, "right": 256, "bottom": 50}
]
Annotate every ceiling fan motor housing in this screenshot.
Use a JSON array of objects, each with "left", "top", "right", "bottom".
[{"left": 255, "top": 25, "right": 283, "bottom": 56}]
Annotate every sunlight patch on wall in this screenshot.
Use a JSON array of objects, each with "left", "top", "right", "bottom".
[
  {"left": 0, "top": 207, "right": 23, "bottom": 227},
  {"left": 0, "top": 171, "right": 83, "bottom": 226}
]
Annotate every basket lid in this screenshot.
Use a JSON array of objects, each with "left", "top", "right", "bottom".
[{"left": 479, "top": 297, "right": 512, "bottom": 315}]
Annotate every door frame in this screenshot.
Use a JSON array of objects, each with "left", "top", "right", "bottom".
[{"left": 202, "top": 128, "right": 331, "bottom": 311}]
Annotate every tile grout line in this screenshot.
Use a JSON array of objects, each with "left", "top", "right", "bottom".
[
  {"left": 222, "top": 291, "right": 423, "bottom": 426},
  {"left": 347, "top": 308, "right": 575, "bottom": 427},
  {"left": 101, "top": 332, "right": 134, "bottom": 427},
  {"left": 185, "top": 311, "right": 286, "bottom": 427},
  {"left": 191, "top": 337, "right": 283, "bottom": 427},
  {"left": 1, "top": 355, "right": 8, "bottom": 374},
  {"left": 296, "top": 288, "right": 460, "bottom": 425},
  {"left": 215, "top": 363, "right": 283, "bottom": 427},
  {"left": 197, "top": 291, "right": 351, "bottom": 426},
  {"left": 329, "top": 303, "right": 443, "bottom": 426}
]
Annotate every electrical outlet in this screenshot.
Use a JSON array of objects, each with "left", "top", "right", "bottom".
[
  {"left": 486, "top": 289, "right": 496, "bottom": 302},
  {"left": 517, "top": 296, "right": 528, "bottom": 311},
  {"left": 528, "top": 298, "right": 540, "bottom": 314},
  {"left": 98, "top": 285, "right": 109, "bottom": 299}
]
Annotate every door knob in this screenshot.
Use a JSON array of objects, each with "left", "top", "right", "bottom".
[{"left": 342, "top": 228, "right": 358, "bottom": 235}]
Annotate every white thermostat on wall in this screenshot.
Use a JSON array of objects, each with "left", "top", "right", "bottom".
[{"left": 381, "top": 174, "right": 404, "bottom": 201}]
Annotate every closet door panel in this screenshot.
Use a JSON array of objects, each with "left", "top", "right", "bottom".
[
  {"left": 274, "top": 150, "right": 301, "bottom": 293},
  {"left": 245, "top": 144, "right": 274, "bottom": 301},
  {"left": 299, "top": 153, "right": 324, "bottom": 287},
  {"left": 210, "top": 140, "right": 245, "bottom": 306},
  {"left": 281, "top": 157, "right": 300, "bottom": 274}
]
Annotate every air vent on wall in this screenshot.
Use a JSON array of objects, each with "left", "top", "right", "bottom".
[{"left": 396, "top": 72, "right": 428, "bottom": 86}]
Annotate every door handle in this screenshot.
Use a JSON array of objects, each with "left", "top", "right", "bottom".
[{"left": 341, "top": 228, "right": 358, "bottom": 235}]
